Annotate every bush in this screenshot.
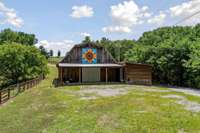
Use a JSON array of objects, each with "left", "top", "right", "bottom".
[{"left": 0, "top": 43, "right": 48, "bottom": 87}]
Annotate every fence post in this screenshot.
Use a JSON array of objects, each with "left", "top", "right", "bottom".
[
  {"left": 17, "top": 83, "right": 20, "bottom": 93},
  {"left": 27, "top": 81, "right": 30, "bottom": 89},
  {"left": 8, "top": 88, "right": 10, "bottom": 99},
  {"left": 0, "top": 91, "right": 2, "bottom": 104},
  {"left": 23, "top": 83, "right": 25, "bottom": 91}
]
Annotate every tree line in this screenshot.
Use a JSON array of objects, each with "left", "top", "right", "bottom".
[
  {"left": 85, "top": 24, "right": 200, "bottom": 89},
  {"left": 126, "top": 25, "right": 200, "bottom": 89},
  {"left": 1, "top": 23, "right": 200, "bottom": 89}
]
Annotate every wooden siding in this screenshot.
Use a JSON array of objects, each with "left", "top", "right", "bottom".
[
  {"left": 125, "top": 64, "right": 152, "bottom": 85},
  {"left": 60, "top": 43, "right": 116, "bottom": 64}
]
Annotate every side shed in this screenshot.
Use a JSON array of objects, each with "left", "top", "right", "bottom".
[{"left": 124, "top": 63, "right": 152, "bottom": 85}]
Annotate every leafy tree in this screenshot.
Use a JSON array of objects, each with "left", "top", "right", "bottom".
[
  {"left": 82, "top": 36, "right": 92, "bottom": 43},
  {"left": 0, "top": 43, "right": 48, "bottom": 87},
  {"left": 39, "top": 46, "right": 49, "bottom": 59},
  {"left": 97, "top": 37, "right": 136, "bottom": 61},
  {"left": 0, "top": 28, "right": 38, "bottom": 45},
  {"left": 49, "top": 50, "right": 54, "bottom": 57},
  {"left": 57, "top": 50, "right": 61, "bottom": 57}
]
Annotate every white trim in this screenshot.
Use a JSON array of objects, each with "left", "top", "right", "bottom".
[{"left": 58, "top": 63, "right": 123, "bottom": 68}]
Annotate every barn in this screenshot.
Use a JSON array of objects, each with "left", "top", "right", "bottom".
[{"left": 57, "top": 43, "right": 152, "bottom": 85}]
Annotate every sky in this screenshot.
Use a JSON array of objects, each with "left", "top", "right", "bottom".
[{"left": 0, "top": 0, "right": 200, "bottom": 56}]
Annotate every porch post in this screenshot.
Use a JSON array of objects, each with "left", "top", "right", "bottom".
[
  {"left": 79, "top": 67, "right": 82, "bottom": 83},
  {"left": 60, "top": 67, "right": 63, "bottom": 85},
  {"left": 106, "top": 67, "right": 108, "bottom": 83},
  {"left": 120, "top": 67, "right": 123, "bottom": 82}
]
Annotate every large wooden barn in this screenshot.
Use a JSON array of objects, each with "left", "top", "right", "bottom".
[{"left": 57, "top": 43, "right": 152, "bottom": 85}]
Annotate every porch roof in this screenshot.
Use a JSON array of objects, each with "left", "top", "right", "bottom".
[{"left": 58, "top": 63, "right": 124, "bottom": 68}]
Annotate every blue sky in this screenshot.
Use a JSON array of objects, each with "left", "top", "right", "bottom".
[{"left": 0, "top": 0, "right": 199, "bottom": 56}]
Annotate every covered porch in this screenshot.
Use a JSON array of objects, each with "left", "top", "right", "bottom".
[{"left": 57, "top": 63, "right": 124, "bottom": 84}]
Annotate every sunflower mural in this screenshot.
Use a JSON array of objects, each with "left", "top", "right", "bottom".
[{"left": 82, "top": 48, "right": 97, "bottom": 64}]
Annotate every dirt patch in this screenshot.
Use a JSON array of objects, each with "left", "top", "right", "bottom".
[{"left": 97, "top": 114, "right": 119, "bottom": 128}]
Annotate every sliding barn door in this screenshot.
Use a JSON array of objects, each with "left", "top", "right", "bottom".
[{"left": 82, "top": 68, "right": 100, "bottom": 82}]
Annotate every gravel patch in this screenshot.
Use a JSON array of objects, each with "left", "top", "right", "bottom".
[
  {"left": 162, "top": 94, "right": 200, "bottom": 112},
  {"left": 77, "top": 85, "right": 132, "bottom": 100},
  {"left": 170, "top": 87, "right": 200, "bottom": 97},
  {"left": 78, "top": 85, "right": 171, "bottom": 100},
  {"left": 80, "top": 96, "right": 97, "bottom": 100},
  {"left": 176, "top": 99, "right": 200, "bottom": 113},
  {"left": 133, "top": 85, "right": 172, "bottom": 93},
  {"left": 141, "top": 89, "right": 171, "bottom": 93},
  {"left": 161, "top": 95, "right": 185, "bottom": 99},
  {"left": 134, "top": 110, "right": 147, "bottom": 113},
  {"left": 79, "top": 88, "right": 128, "bottom": 98},
  {"left": 81, "top": 85, "right": 132, "bottom": 90}
]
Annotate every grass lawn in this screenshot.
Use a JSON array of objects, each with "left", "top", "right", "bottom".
[
  {"left": 1, "top": 65, "right": 200, "bottom": 133},
  {"left": 48, "top": 57, "right": 63, "bottom": 64}
]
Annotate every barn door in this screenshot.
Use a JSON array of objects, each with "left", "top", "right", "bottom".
[{"left": 82, "top": 68, "right": 100, "bottom": 82}]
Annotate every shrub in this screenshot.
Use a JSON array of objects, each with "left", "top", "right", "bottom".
[{"left": 0, "top": 43, "right": 48, "bottom": 87}]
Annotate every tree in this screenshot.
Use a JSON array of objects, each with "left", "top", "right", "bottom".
[
  {"left": 57, "top": 50, "right": 61, "bottom": 57},
  {"left": 39, "top": 46, "right": 49, "bottom": 59},
  {"left": 0, "top": 28, "right": 38, "bottom": 45},
  {"left": 49, "top": 50, "right": 54, "bottom": 57},
  {"left": 0, "top": 43, "right": 48, "bottom": 87},
  {"left": 97, "top": 37, "right": 136, "bottom": 61},
  {"left": 82, "top": 36, "right": 92, "bottom": 43}
]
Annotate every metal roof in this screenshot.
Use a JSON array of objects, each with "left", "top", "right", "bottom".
[{"left": 58, "top": 63, "right": 123, "bottom": 68}]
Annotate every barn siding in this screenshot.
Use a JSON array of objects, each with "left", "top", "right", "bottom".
[
  {"left": 125, "top": 64, "right": 152, "bottom": 85},
  {"left": 60, "top": 43, "right": 116, "bottom": 64}
]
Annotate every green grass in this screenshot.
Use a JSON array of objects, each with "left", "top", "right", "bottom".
[
  {"left": 1, "top": 65, "right": 200, "bottom": 133},
  {"left": 48, "top": 57, "right": 63, "bottom": 64}
]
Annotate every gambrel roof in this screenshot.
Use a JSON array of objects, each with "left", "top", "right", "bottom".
[{"left": 59, "top": 42, "right": 117, "bottom": 64}]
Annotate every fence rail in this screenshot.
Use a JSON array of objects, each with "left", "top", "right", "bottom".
[{"left": 0, "top": 75, "right": 44, "bottom": 104}]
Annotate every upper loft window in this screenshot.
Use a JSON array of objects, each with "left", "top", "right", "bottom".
[{"left": 82, "top": 48, "right": 97, "bottom": 64}]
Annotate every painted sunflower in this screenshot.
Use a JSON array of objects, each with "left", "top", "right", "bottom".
[{"left": 82, "top": 49, "right": 97, "bottom": 63}]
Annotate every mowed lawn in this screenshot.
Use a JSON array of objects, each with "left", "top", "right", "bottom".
[{"left": 1, "top": 66, "right": 200, "bottom": 133}]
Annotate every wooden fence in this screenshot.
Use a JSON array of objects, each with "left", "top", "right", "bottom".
[{"left": 0, "top": 75, "right": 44, "bottom": 104}]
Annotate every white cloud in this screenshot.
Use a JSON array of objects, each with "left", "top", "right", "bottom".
[
  {"left": 102, "top": 25, "right": 131, "bottom": 33},
  {"left": 147, "top": 12, "right": 166, "bottom": 25},
  {"left": 70, "top": 5, "right": 94, "bottom": 18},
  {"left": 103, "top": 0, "right": 200, "bottom": 33},
  {"left": 103, "top": 0, "right": 151, "bottom": 33},
  {"left": 0, "top": 2, "right": 23, "bottom": 27},
  {"left": 169, "top": 0, "right": 200, "bottom": 25},
  {"left": 81, "top": 32, "right": 91, "bottom": 37},
  {"left": 110, "top": 1, "right": 151, "bottom": 26},
  {"left": 146, "top": 0, "right": 200, "bottom": 26},
  {"left": 36, "top": 40, "right": 75, "bottom": 56}
]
